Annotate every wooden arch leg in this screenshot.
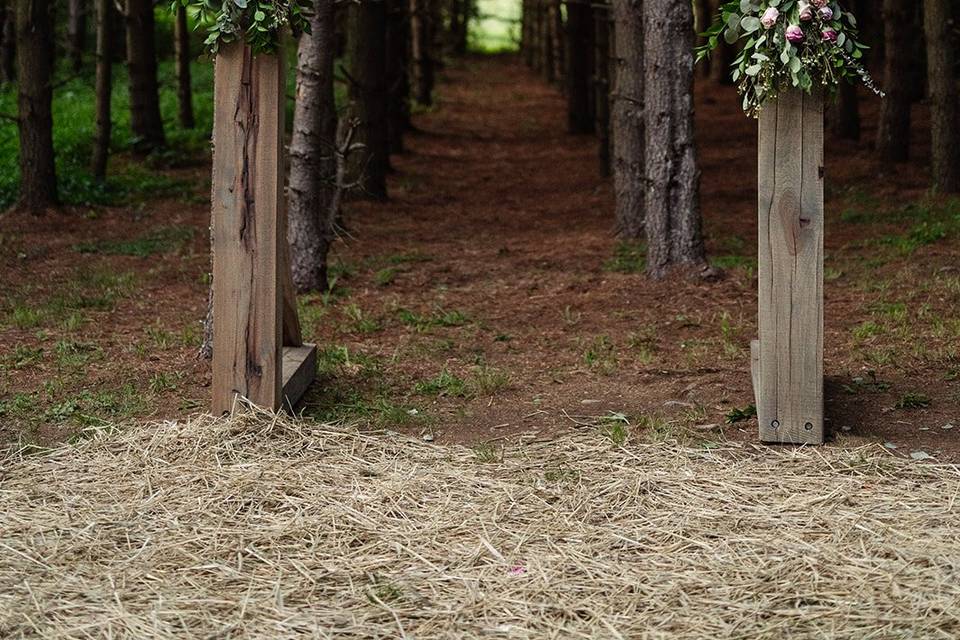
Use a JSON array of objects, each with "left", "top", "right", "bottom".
[
  {"left": 754, "top": 89, "right": 824, "bottom": 445},
  {"left": 211, "top": 42, "right": 316, "bottom": 415}
]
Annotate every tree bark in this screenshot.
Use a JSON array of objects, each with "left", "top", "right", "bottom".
[
  {"left": 410, "top": 0, "right": 435, "bottom": 105},
  {"left": 829, "top": 81, "right": 860, "bottom": 141},
  {"left": 643, "top": 0, "right": 707, "bottom": 278},
  {"left": 91, "top": 0, "right": 112, "bottom": 179},
  {"left": 550, "top": 0, "right": 563, "bottom": 85},
  {"left": 0, "top": 2, "right": 14, "bottom": 83},
  {"left": 15, "top": 0, "right": 57, "bottom": 211},
  {"left": 594, "top": 0, "right": 611, "bottom": 176},
  {"left": 540, "top": 0, "right": 554, "bottom": 82},
  {"left": 68, "top": 0, "right": 85, "bottom": 71},
  {"left": 449, "top": 0, "right": 469, "bottom": 54},
  {"left": 289, "top": 0, "right": 339, "bottom": 292},
  {"left": 611, "top": 0, "right": 643, "bottom": 239},
  {"left": 876, "top": 0, "right": 913, "bottom": 163},
  {"left": 923, "top": 0, "right": 960, "bottom": 193},
  {"left": 566, "top": 0, "right": 593, "bottom": 133},
  {"left": 386, "top": 0, "right": 410, "bottom": 154},
  {"left": 126, "top": 0, "right": 165, "bottom": 151},
  {"left": 346, "top": 0, "right": 389, "bottom": 199},
  {"left": 174, "top": 5, "right": 194, "bottom": 129}
]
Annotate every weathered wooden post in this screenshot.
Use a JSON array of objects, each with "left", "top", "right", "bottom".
[
  {"left": 752, "top": 90, "right": 824, "bottom": 445},
  {"left": 211, "top": 42, "right": 316, "bottom": 414}
]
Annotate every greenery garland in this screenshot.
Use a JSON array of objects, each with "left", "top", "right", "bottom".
[
  {"left": 174, "top": 0, "right": 313, "bottom": 54},
  {"left": 697, "top": 1, "right": 883, "bottom": 117}
]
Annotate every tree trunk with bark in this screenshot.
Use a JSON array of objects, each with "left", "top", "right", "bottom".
[
  {"left": 449, "top": 0, "right": 469, "bottom": 54},
  {"left": 68, "top": 0, "right": 85, "bottom": 71},
  {"left": 642, "top": 0, "right": 707, "bottom": 278},
  {"left": 594, "top": 0, "right": 611, "bottom": 176},
  {"left": 610, "top": 0, "right": 643, "bottom": 239},
  {"left": 386, "top": 0, "right": 410, "bottom": 154},
  {"left": 289, "top": 0, "right": 339, "bottom": 292},
  {"left": 550, "top": 0, "right": 563, "bottom": 85},
  {"left": 410, "top": 0, "right": 435, "bottom": 105},
  {"left": 566, "top": 0, "right": 593, "bottom": 133},
  {"left": 923, "top": 0, "right": 959, "bottom": 193},
  {"left": 346, "top": 0, "right": 389, "bottom": 199},
  {"left": 126, "top": 0, "right": 165, "bottom": 151},
  {"left": 876, "top": 0, "right": 913, "bottom": 162},
  {"left": 0, "top": 2, "right": 14, "bottom": 83},
  {"left": 540, "top": 0, "right": 554, "bottom": 82},
  {"left": 830, "top": 81, "right": 860, "bottom": 141},
  {"left": 174, "top": 5, "right": 194, "bottom": 128},
  {"left": 91, "top": 0, "right": 112, "bottom": 179},
  {"left": 16, "top": 0, "right": 57, "bottom": 211}
]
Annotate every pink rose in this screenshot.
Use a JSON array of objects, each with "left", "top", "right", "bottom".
[
  {"left": 760, "top": 7, "right": 780, "bottom": 29},
  {"left": 821, "top": 28, "right": 838, "bottom": 42},
  {"left": 819, "top": 6, "right": 834, "bottom": 20},
  {"left": 786, "top": 25, "right": 805, "bottom": 43},
  {"left": 799, "top": 2, "right": 814, "bottom": 21}
]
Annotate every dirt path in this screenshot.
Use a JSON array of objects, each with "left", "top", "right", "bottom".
[{"left": 2, "top": 54, "right": 959, "bottom": 458}]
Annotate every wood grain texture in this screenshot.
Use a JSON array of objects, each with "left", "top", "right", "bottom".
[
  {"left": 757, "top": 90, "right": 824, "bottom": 444},
  {"left": 211, "top": 43, "right": 285, "bottom": 414},
  {"left": 282, "top": 344, "right": 317, "bottom": 410}
]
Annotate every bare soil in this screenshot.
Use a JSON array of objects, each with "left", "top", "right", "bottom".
[{"left": 2, "top": 54, "right": 959, "bottom": 459}]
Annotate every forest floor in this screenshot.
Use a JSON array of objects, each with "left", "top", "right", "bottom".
[{"left": 2, "top": 54, "right": 960, "bottom": 460}]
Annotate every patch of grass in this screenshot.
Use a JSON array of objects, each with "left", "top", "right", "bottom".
[
  {"left": 469, "top": 364, "right": 511, "bottom": 396},
  {"left": 896, "top": 392, "right": 931, "bottom": 410},
  {"left": 710, "top": 255, "right": 757, "bottom": 272},
  {"left": 583, "top": 335, "right": 618, "bottom": 374},
  {"left": 472, "top": 441, "right": 501, "bottom": 463},
  {"left": 627, "top": 329, "right": 657, "bottom": 365},
  {"left": 725, "top": 404, "right": 757, "bottom": 424},
  {"left": 414, "top": 369, "right": 469, "bottom": 398},
  {"left": 9, "top": 305, "right": 42, "bottom": 329},
  {"left": 6, "top": 345, "right": 44, "bottom": 369},
  {"left": 852, "top": 320, "right": 883, "bottom": 343},
  {"left": 374, "top": 267, "right": 398, "bottom": 287},
  {"left": 145, "top": 321, "right": 176, "bottom": 349},
  {"left": 342, "top": 303, "right": 381, "bottom": 334},
  {"left": 54, "top": 339, "right": 102, "bottom": 371},
  {"left": 397, "top": 307, "right": 470, "bottom": 331},
  {"left": 605, "top": 241, "right": 646, "bottom": 274},
  {"left": 75, "top": 225, "right": 195, "bottom": 258},
  {"left": 599, "top": 412, "right": 630, "bottom": 446}
]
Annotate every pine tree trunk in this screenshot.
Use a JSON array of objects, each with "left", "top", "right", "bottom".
[
  {"left": 410, "top": 0, "right": 435, "bottom": 105},
  {"left": 540, "top": 0, "right": 554, "bottom": 82},
  {"left": 386, "top": 0, "right": 410, "bottom": 154},
  {"left": 0, "top": 2, "right": 14, "bottom": 83},
  {"left": 91, "top": 0, "right": 112, "bottom": 179},
  {"left": 830, "top": 81, "right": 860, "bottom": 141},
  {"left": 68, "top": 0, "right": 85, "bottom": 71},
  {"left": 611, "top": 0, "right": 643, "bottom": 239},
  {"left": 876, "top": 0, "right": 912, "bottom": 163},
  {"left": 289, "top": 0, "right": 339, "bottom": 292},
  {"left": 522, "top": 0, "right": 535, "bottom": 66},
  {"left": 593, "top": 1, "right": 611, "bottom": 177},
  {"left": 450, "top": 0, "right": 469, "bottom": 54},
  {"left": 643, "top": 0, "right": 707, "bottom": 278},
  {"left": 174, "top": 5, "right": 194, "bottom": 129},
  {"left": 346, "top": 0, "right": 389, "bottom": 199},
  {"left": 566, "top": 0, "right": 593, "bottom": 133},
  {"left": 126, "top": 0, "right": 165, "bottom": 151},
  {"left": 550, "top": 0, "right": 563, "bottom": 85},
  {"left": 16, "top": 0, "right": 57, "bottom": 211},
  {"left": 923, "top": 0, "right": 960, "bottom": 193}
]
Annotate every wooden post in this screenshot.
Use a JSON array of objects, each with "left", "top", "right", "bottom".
[
  {"left": 754, "top": 89, "right": 824, "bottom": 445},
  {"left": 211, "top": 42, "right": 316, "bottom": 414}
]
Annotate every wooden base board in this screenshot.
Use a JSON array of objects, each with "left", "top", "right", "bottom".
[
  {"left": 281, "top": 344, "right": 317, "bottom": 411},
  {"left": 751, "top": 337, "right": 824, "bottom": 445}
]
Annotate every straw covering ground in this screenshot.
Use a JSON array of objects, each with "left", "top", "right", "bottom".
[{"left": 2, "top": 412, "right": 960, "bottom": 638}]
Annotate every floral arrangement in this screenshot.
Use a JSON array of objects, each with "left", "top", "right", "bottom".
[
  {"left": 174, "top": 0, "right": 313, "bottom": 54},
  {"left": 697, "top": 0, "right": 883, "bottom": 117}
]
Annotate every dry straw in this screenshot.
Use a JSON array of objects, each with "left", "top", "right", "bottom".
[{"left": 2, "top": 411, "right": 960, "bottom": 638}]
